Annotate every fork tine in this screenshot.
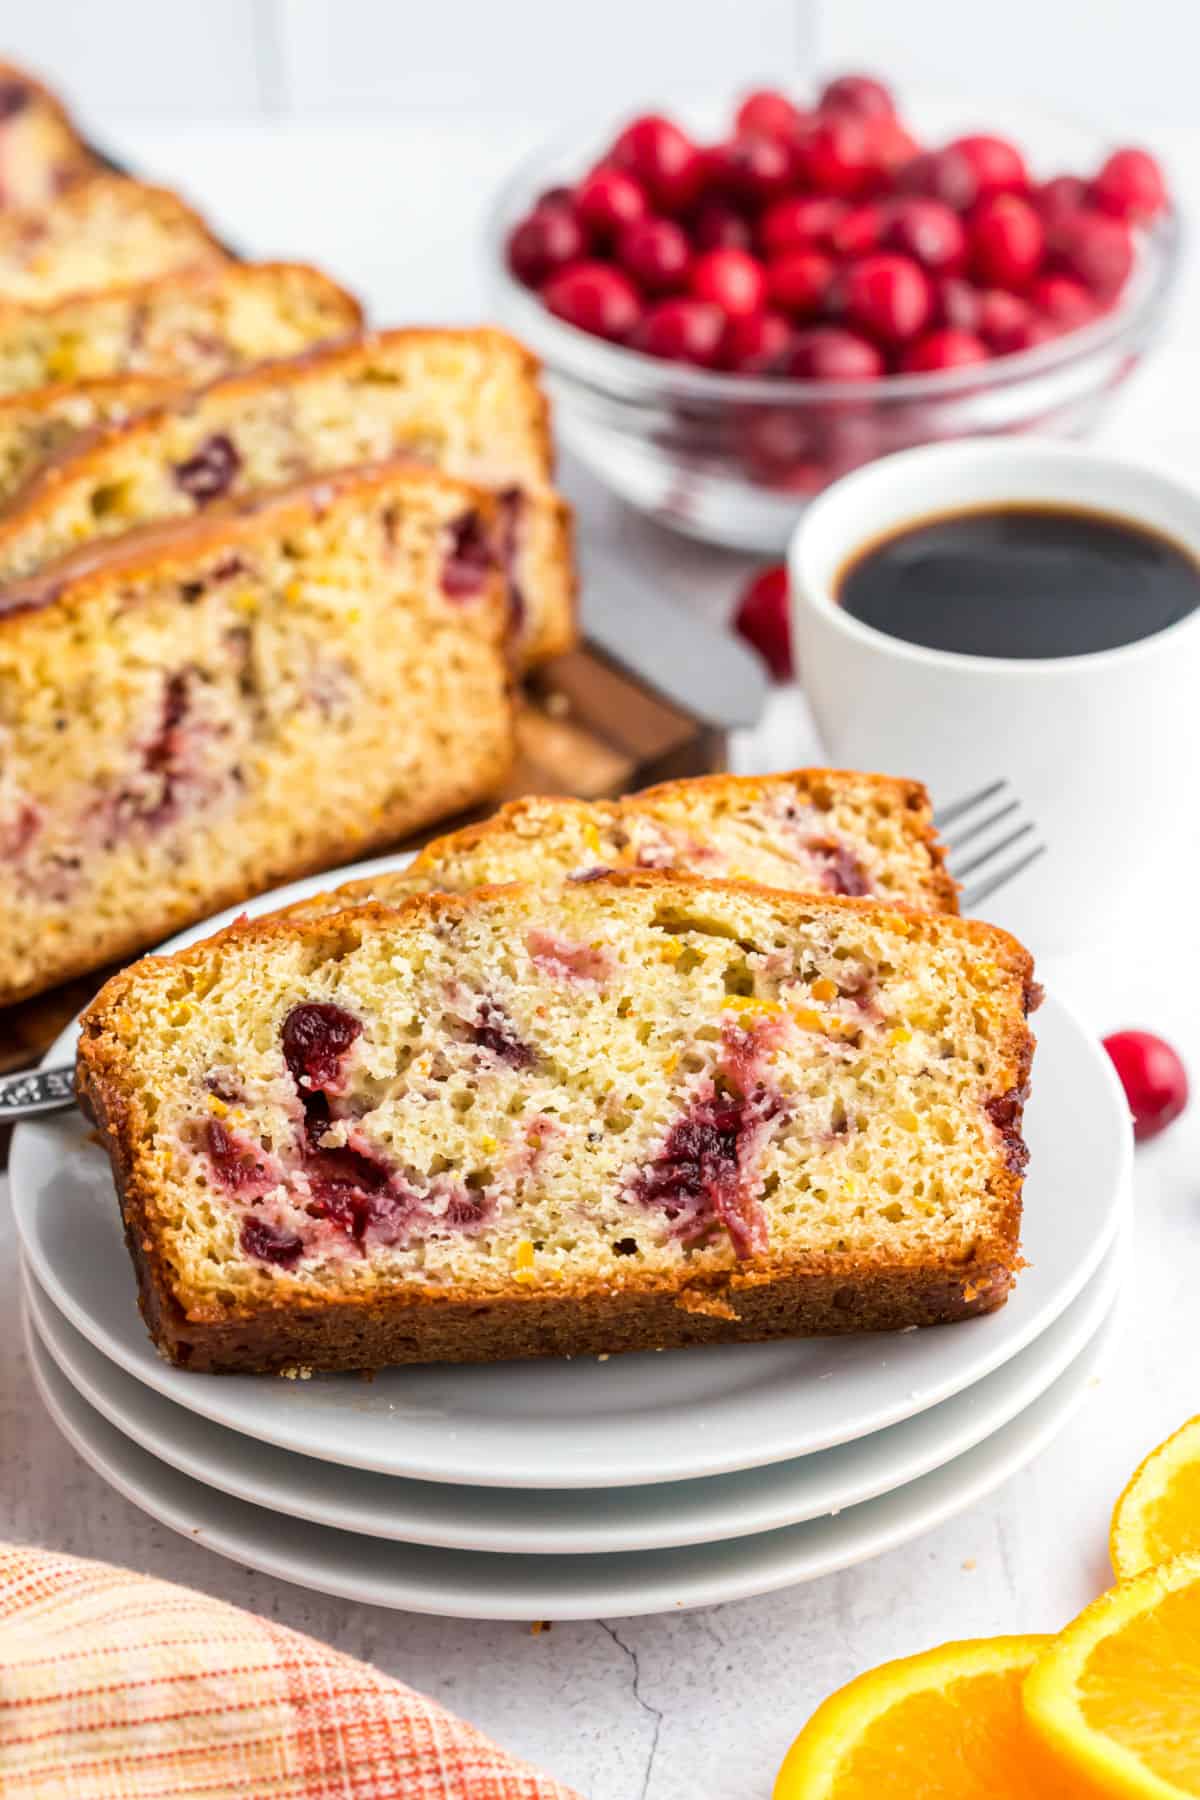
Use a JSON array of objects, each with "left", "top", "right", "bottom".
[
  {"left": 951, "top": 821, "right": 1039, "bottom": 881},
  {"left": 944, "top": 798, "right": 1021, "bottom": 852},
  {"left": 960, "top": 843, "right": 1048, "bottom": 912},
  {"left": 933, "top": 779, "right": 1008, "bottom": 830}
]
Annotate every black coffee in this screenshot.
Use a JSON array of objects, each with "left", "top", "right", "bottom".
[{"left": 836, "top": 504, "right": 1200, "bottom": 659}]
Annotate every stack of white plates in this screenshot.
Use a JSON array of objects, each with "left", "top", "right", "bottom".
[{"left": 11, "top": 858, "right": 1133, "bottom": 1621}]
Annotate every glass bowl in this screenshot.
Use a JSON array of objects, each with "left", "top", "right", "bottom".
[{"left": 487, "top": 92, "right": 1182, "bottom": 552}]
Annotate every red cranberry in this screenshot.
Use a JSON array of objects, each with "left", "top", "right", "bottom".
[
  {"left": 1035, "top": 175, "right": 1089, "bottom": 227},
  {"left": 241, "top": 1216, "right": 304, "bottom": 1269},
  {"left": 818, "top": 74, "right": 895, "bottom": 119},
  {"left": 610, "top": 113, "right": 703, "bottom": 213},
  {"left": 506, "top": 203, "right": 587, "bottom": 287},
  {"left": 970, "top": 194, "right": 1045, "bottom": 289},
  {"left": 948, "top": 134, "right": 1030, "bottom": 200},
  {"left": 1103, "top": 1030, "right": 1189, "bottom": 1142},
  {"left": 174, "top": 433, "right": 240, "bottom": 503},
  {"left": 618, "top": 216, "right": 691, "bottom": 293},
  {"left": 282, "top": 1002, "right": 362, "bottom": 1093},
  {"left": 997, "top": 315, "right": 1059, "bottom": 354},
  {"left": 842, "top": 253, "right": 932, "bottom": 345},
  {"left": 884, "top": 198, "right": 967, "bottom": 274},
  {"left": 690, "top": 247, "right": 767, "bottom": 319},
  {"left": 690, "top": 200, "right": 754, "bottom": 252},
  {"left": 760, "top": 195, "right": 846, "bottom": 257},
  {"left": 784, "top": 326, "right": 885, "bottom": 380},
  {"left": 1091, "top": 147, "right": 1168, "bottom": 223},
  {"left": 1048, "top": 209, "right": 1133, "bottom": 300},
  {"left": 543, "top": 261, "right": 641, "bottom": 340},
  {"left": 715, "top": 132, "right": 797, "bottom": 203},
  {"left": 895, "top": 147, "right": 979, "bottom": 213},
  {"left": 1028, "top": 273, "right": 1098, "bottom": 332},
  {"left": 934, "top": 276, "right": 981, "bottom": 333},
  {"left": 733, "top": 564, "right": 792, "bottom": 680},
  {"left": 976, "top": 288, "right": 1035, "bottom": 352},
  {"left": 901, "top": 328, "right": 990, "bottom": 373},
  {"left": 869, "top": 117, "right": 921, "bottom": 175},
  {"left": 830, "top": 203, "right": 887, "bottom": 259},
  {"left": 735, "top": 87, "right": 806, "bottom": 140},
  {"left": 574, "top": 166, "right": 647, "bottom": 238},
  {"left": 635, "top": 297, "right": 725, "bottom": 366},
  {"left": 722, "top": 308, "right": 793, "bottom": 370},
  {"left": 800, "top": 114, "right": 881, "bottom": 199},
  {"left": 739, "top": 406, "right": 821, "bottom": 482},
  {"left": 766, "top": 249, "right": 835, "bottom": 319}
]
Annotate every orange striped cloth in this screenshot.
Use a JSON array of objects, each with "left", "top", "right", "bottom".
[{"left": 0, "top": 1543, "right": 582, "bottom": 1799}]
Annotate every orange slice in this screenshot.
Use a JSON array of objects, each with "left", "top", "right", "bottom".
[
  {"left": 1024, "top": 1553, "right": 1200, "bottom": 1797},
  {"left": 1111, "top": 1417, "right": 1200, "bottom": 1579},
  {"left": 773, "top": 1635, "right": 1070, "bottom": 1798}
]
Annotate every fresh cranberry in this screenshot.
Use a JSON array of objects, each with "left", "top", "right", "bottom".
[
  {"left": 842, "top": 253, "right": 932, "bottom": 344},
  {"left": 635, "top": 297, "right": 725, "bottom": 366},
  {"left": 969, "top": 193, "right": 1044, "bottom": 289},
  {"left": 933, "top": 276, "right": 981, "bottom": 333},
  {"left": 830, "top": 203, "right": 887, "bottom": 259},
  {"left": 690, "top": 248, "right": 767, "bottom": 319},
  {"left": 1091, "top": 147, "right": 1168, "bottom": 223},
  {"left": 901, "top": 328, "right": 990, "bottom": 373},
  {"left": 506, "top": 203, "right": 587, "bottom": 287},
  {"left": 714, "top": 132, "right": 797, "bottom": 203},
  {"left": 735, "top": 87, "right": 805, "bottom": 140},
  {"left": 610, "top": 112, "right": 703, "bottom": 213},
  {"left": 784, "top": 326, "right": 885, "bottom": 380},
  {"left": 442, "top": 510, "right": 495, "bottom": 599},
  {"left": 543, "top": 261, "right": 641, "bottom": 340},
  {"left": 618, "top": 216, "right": 691, "bottom": 293},
  {"left": 976, "top": 288, "right": 1035, "bottom": 352},
  {"left": 173, "top": 433, "right": 241, "bottom": 503},
  {"left": 760, "top": 195, "right": 846, "bottom": 257},
  {"left": 1002, "top": 316, "right": 1060, "bottom": 353},
  {"left": 690, "top": 200, "right": 754, "bottom": 252},
  {"left": 895, "top": 147, "right": 978, "bottom": 212},
  {"left": 884, "top": 198, "right": 967, "bottom": 274},
  {"left": 733, "top": 564, "right": 792, "bottom": 679},
  {"left": 282, "top": 1002, "right": 362, "bottom": 1093},
  {"left": 1047, "top": 210, "right": 1133, "bottom": 300},
  {"left": 1028, "top": 273, "right": 1099, "bottom": 331},
  {"left": 818, "top": 74, "right": 895, "bottom": 119},
  {"left": 1035, "top": 175, "right": 1089, "bottom": 227},
  {"left": 240, "top": 1216, "right": 304, "bottom": 1269},
  {"left": 949, "top": 134, "right": 1030, "bottom": 200},
  {"left": 869, "top": 117, "right": 921, "bottom": 175},
  {"left": 800, "top": 114, "right": 881, "bottom": 198},
  {"left": 722, "top": 308, "right": 793, "bottom": 370},
  {"left": 1103, "top": 1030, "right": 1189, "bottom": 1142},
  {"left": 766, "top": 249, "right": 834, "bottom": 319},
  {"left": 574, "top": 166, "right": 647, "bottom": 238}
]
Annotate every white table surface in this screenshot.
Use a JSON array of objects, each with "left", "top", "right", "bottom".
[{"left": 3, "top": 112, "right": 1200, "bottom": 1800}]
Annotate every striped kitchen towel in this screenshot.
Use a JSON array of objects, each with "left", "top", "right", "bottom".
[{"left": 0, "top": 1542, "right": 581, "bottom": 1798}]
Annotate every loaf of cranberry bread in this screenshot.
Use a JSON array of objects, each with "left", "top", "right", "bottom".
[
  {"left": 0, "top": 375, "right": 181, "bottom": 502},
  {"left": 0, "top": 174, "right": 227, "bottom": 305},
  {"left": 287, "top": 771, "right": 957, "bottom": 926},
  {"left": 76, "top": 874, "right": 1036, "bottom": 1374},
  {"left": 0, "top": 262, "right": 362, "bottom": 395},
  {"left": 0, "top": 459, "right": 515, "bottom": 1006},
  {"left": 0, "top": 61, "right": 97, "bottom": 210},
  {"left": 0, "top": 328, "right": 574, "bottom": 663}
]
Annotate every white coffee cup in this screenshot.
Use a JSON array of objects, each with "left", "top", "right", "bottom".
[{"left": 788, "top": 439, "right": 1200, "bottom": 954}]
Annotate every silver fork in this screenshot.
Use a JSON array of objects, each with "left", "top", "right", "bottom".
[
  {"left": 936, "top": 778, "right": 1047, "bottom": 914},
  {"left": 0, "top": 782, "right": 1048, "bottom": 1124}
]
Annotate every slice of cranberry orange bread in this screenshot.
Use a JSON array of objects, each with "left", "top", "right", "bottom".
[
  {"left": 76, "top": 873, "right": 1036, "bottom": 1374},
  {"left": 0, "top": 62, "right": 98, "bottom": 209},
  {"left": 0, "top": 328, "right": 574, "bottom": 663},
  {"left": 284, "top": 770, "right": 957, "bottom": 924},
  {"left": 0, "top": 262, "right": 362, "bottom": 395},
  {"left": 0, "top": 459, "right": 514, "bottom": 1006},
  {"left": 0, "top": 375, "right": 182, "bottom": 502}
]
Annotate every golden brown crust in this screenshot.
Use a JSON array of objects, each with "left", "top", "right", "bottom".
[
  {"left": 0, "top": 174, "right": 229, "bottom": 302},
  {"left": 0, "top": 59, "right": 97, "bottom": 197},
  {"left": 0, "top": 257, "right": 363, "bottom": 330},
  {"left": 76, "top": 876, "right": 1034, "bottom": 1373}
]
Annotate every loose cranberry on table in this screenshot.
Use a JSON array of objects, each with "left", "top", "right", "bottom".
[
  {"left": 733, "top": 564, "right": 793, "bottom": 680},
  {"left": 1103, "top": 1030, "right": 1189, "bottom": 1143},
  {"left": 1091, "top": 147, "right": 1168, "bottom": 223},
  {"left": 542, "top": 262, "right": 641, "bottom": 340}
]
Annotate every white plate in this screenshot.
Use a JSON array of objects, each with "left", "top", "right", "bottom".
[
  {"left": 22, "top": 1223, "right": 1125, "bottom": 1555},
  {"left": 10, "top": 878, "right": 1131, "bottom": 1490},
  {"left": 24, "top": 1298, "right": 1117, "bottom": 1619}
]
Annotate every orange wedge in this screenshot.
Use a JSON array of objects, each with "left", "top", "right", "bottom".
[
  {"left": 1111, "top": 1417, "right": 1200, "bottom": 1579},
  {"left": 773, "top": 1635, "right": 1071, "bottom": 1798},
  {"left": 1024, "top": 1553, "right": 1200, "bottom": 1797}
]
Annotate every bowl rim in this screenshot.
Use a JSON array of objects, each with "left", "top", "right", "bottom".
[{"left": 485, "top": 92, "right": 1184, "bottom": 407}]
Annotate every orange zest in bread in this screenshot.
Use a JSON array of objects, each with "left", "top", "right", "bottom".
[
  {"left": 0, "top": 376, "right": 184, "bottom": 503},
  {"left": 0, "top": 459, "right": 515, "bottom": 1005},
  {"left": 0, "top": 328, "right": 575, "bottom": 664},
  {"left": 0, "top": 61, "right": 98, "bottom": 211},
  {"left": 0, "top": 174, "right": 228, "bottom": 305},
  {"left": 285, "top": 770, "right": 958, "bottom": 922},
  {"left": 0, "top": 262, "right": 363, "bottom": 394},
  {"left": 76, "top": 874, "right": 1037, "bottom": 1374}
]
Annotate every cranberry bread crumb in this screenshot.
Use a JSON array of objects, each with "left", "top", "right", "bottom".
[
  {"left": 76, "top": 873, "right": 1036, "bottom": 1374},
  {"left": 0, "top": 262, "right": 363, "bottom": 395},
  {"left": 0, "top": 61, "right": 97, "bottom": 210},
  {"left": 0, "top": 459, "right": 515, "bottom": 1006},
  {"left": 285, "top": 770, "right": 958, "bottom": 923},
  {"left": 0, "top": 328, "right": 574, "bottom": 664},
  {"left": 0, "top": 376, "right": 182, "bottom": 504},
  {"left": 0, "top": 174, "right": 228, "bottom": 305}
]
